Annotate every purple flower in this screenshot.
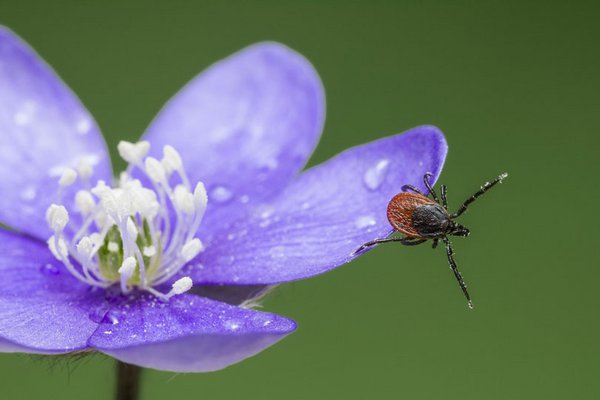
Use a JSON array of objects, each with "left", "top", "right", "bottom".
[{"left": 0, "top": 26, "right": 447, "bottom": 372}]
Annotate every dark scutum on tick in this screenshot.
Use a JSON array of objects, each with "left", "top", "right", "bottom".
[{"left": 355, "top": 172, "right": 508, "bottom": 309}]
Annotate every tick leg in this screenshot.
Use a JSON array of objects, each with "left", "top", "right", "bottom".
[
  {"left": 401, "top": 184, "right": 424, "bottom": 195},
  {"left": 423, "top": 172, "right": 439, "bottom": 203},
  {"left": 442, "top": 236, "right": 473, "bottom": 309},
  {"left": 432, "top": 238, "right": 439, "bottom": 249},
  {"left": 354, "top": 237, "right": 426, "bottom": 254},
  {"left": 440, "top": 185, "right": 448, "bottom": 210},
  {"left": 451, "top": 173, "right": 508, "bottom": 218},
  {"left": 400, "top": 238, "right": 427, "bottom": 246}
]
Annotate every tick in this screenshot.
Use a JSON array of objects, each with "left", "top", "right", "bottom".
[{"left": 355, "top": 172, "right": 508, "bottom": 309}]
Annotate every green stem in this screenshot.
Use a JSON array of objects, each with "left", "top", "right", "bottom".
[{"left": 116, "top": 360, "right": 142, "bottom": 400}]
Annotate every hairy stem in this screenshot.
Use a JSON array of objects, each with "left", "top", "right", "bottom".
[{"left": 116, "top": 360, "right": 142, "bottom": 400}]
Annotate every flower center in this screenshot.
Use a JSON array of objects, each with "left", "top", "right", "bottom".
[{"left": 45, "top": 141, "right": 207, "bottom": 301}]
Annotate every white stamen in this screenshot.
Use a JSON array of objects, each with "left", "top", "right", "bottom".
[
  {"left": 59, "top": 168, "right": 77, "bottom": 187},
  {"left": 46, "top": 142, "right": 209, "bottom": 300},
  {"left": 170, "top": 277, "right": 193, "bottom": 295},
  {"left": 145, "top": 157, "right": 166, "bottom": 184},
  {"left": 126, "top": 218, "right": 139, "bottom": 239},
  {"left": 117, "top": 141, "right": 150, "bottom": 165},
  {"left": 181, "top": 238, "right": 203, "bottom": 262},
  {"left": 91, "top": 180, "right": 110, "bottom": 197},
  {"left": 118, "top": 256, "right": 136, "bottom": 278},
  {"left": 77, "top": 236, "right": 94, "bottom": 259},
  {"left": 77, "top": 157, "right": 94, "bottom": 180},
  {"left": 143, "top": 246, "right": 156, "bottom": 257},
  {"left": 46, "top": 204, "right": 69, "bottom": 232},
  {"left": 47, "top": 235, "right": 68, "bottom": 259},
  {"left": 173, "top": 185, "right": 195, "bottom": 214},
  {"left": 162, "top": 145, "right": 183, "bottom": 175},
  {"left": 75, "top": 190, "right": 96, "bottom": 215},
  {"left": 193, "top": 182, "right": 208, "bottom": 210}
]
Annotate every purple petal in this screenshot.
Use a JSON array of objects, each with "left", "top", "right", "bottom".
[
  {"left": 0, "top": 230, "right": 107, "bottom": 353},
  {"left": 89, "top": 294, "right": 296, "bottom": 372},
  {"left": 141, "top": 42, "right": 324, "bottom": 218},
  {"left": 187, "top": 126, "right": 447, "bottom": 284},
  {"left": 0, "top": 27, "right": 111, "bottom": 239}
]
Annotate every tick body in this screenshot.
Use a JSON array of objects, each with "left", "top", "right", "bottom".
[{"left": 355, "top": 172, "right": 508, "bottom": 309}]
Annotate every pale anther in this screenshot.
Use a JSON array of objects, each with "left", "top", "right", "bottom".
[
  {"left": 126, "top": 218, "right": 139, "bottom": 239},
  {"left": 46, "top": 204, "right": 69, "bottom": 232},
  {"left": 77, "top": 236, "right": 94, "bottom": 259},
  {"left": 76, "top": 157, "right": 94, "bottom": 180},
  {"left": 117, "top": 141, "right": 150, "bottom": 165},
  {"left": 59, "top": 168, "right": 77, "bottom": 187},
  {"left": 75, "top": 190, "right": 96, "bottom": 215},
  {"left": 143, "top": 246, "right": 157, "bottom": 257},
  {"left": 118, "top": 256, "right": 137, "bottom": 278},
  {"left": 162, "top": 145, "right": 183, "bottom": 175},
  {"left": 174, "top": 185, "right": 195, "bottom": 214},
  {"left": 47, "top": 236, "right": 68, "bottom": 260},
  {"left": 181, "top": 238, "right": 204, "bottom": 262},
  {"left": 193, "top": 182, "right": 208, "bottom": 209},
  {"left": 170, "top": 277, "right": 193, "bottom": 295},
  {"left": 108, "top": 241, "right": 119, "bottom": 252},
  {"left": 145, "top": 157, "right": 166, "bottom": 183}
]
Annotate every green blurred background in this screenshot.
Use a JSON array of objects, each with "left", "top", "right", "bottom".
[{"left": 1, "top": 1, "right": 598, "bottom": 399}]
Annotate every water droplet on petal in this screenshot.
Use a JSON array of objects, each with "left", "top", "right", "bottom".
[
  {"left": 239, "top": 195, "right": 250, "bottom": 204},
  {"left": 224, "top": 320, "right": 241, "bottom": 331},
  {"left": 363, "top": 159, "right": 390, "bottom": 191},
  {"left": 102, "top": 309, "right": 120, "bottom": 325},
  {"left": 20, "top": 186, "right": 37, "bottom": 201},
  {"left": 211, "top": 186, "right": 233, "bottom": 203},
  {"left": 355, "top": 215, "right": 377, "bottom": 229},
  {"left": 269, "top": 246, "right": 286, "bottom": 260},
  {"left": 88, "top": 305, "right": 108, "bottom": 323},
  {"left": 40, "top": 263, "right": 60, "bottom": 276},
  {"left": 76, "top": 117, "right": 92, "bottom": 135}
]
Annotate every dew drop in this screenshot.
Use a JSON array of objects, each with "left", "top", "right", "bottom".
[
  {"left": 211, "top": 186, "right": 233, "bottom": 203},
  {"left": 40, "top": 263, "right": 59, "bottom": 276},
  {"left": 225, "top": 320, "right": 241, "bottom": 331},
  {"left": 355, "top": 215, "right": 377, "bottom": 229},
  {"left": 240, "top": 195, "right": 250, "bottom": 204},
  {"left": 20, "top": 186, "right": 37, "bottom": 201},
  {"left": 363, "top": 159, "right": 390, "bottom": 191},
  {"left": 103, "top": 330, "right": 113, "bottom": 335},
  {"left": 76, "top": 117, "right": 92, "bottom": 135},
  {"left": 269, "top": 246, "right": 286, "bottom": 260},
  {"left": 102, "top": 309, "right": 120, "bottom": 325},
  {"left": 88, "top": 305, "right": 108, "bottom": 323}
]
